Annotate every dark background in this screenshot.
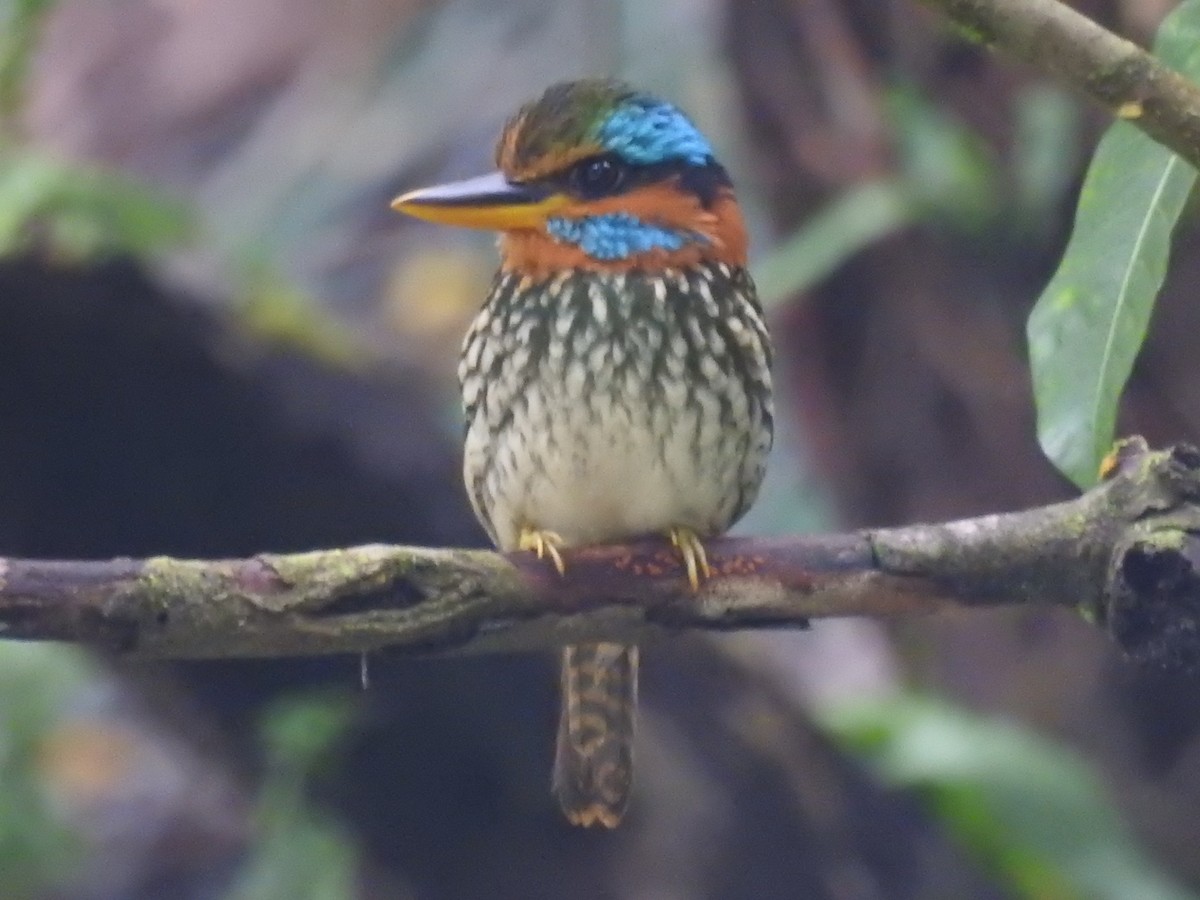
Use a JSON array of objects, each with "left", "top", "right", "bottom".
[{"left": 2, "top": 0, "right": 1199, "bottom": 897}]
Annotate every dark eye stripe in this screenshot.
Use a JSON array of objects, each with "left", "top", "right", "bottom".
[{"left": 548, "top": 155, "right": 732, "bottom": 208}]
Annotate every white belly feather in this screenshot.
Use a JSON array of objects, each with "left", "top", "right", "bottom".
[{"left": 461, "top": 266, "right": 771, "bottom": 553}]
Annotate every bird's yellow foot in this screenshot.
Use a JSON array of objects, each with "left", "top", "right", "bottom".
[
  {"left": 519, "top": 526, "right": 567, "bottom": 576},
  {"left": 668, "top": 525, "right": 712, "bottom": 592}
]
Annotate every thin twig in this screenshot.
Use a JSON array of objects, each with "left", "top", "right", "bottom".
[{"left": 914, "top": 0, "right": 1200, "bottom": 170}]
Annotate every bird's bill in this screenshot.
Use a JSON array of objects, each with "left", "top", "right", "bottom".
[{"left": 391, "top": 171, "right": 566, "bottom": 230}]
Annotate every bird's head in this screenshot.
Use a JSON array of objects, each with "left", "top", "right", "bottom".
[{"left": 392, "top": 79, "right": 747, "bottom": 279}]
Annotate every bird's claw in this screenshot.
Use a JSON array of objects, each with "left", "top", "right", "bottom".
[
  {"left": 668, "top": 526, "right": 711, "bottom": 592},
  {"left": 519, "top": 526, "right": 567, "bottom": 576}
]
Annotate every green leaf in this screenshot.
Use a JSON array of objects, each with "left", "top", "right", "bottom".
[
  {"left": 822, "top": 695, "right": 1197, "bottom": 900},
  {"left": 225, "top": 693, "right": 361, "bottom": 900},
  {"left": 0, "top": 644, "right": 97, "bottom": 898},
  {"left": 886, "top": 82, "right": 1001, "bottom": 230},
  {"left": 0, "top": 0, "right": 57, "bottom": 127},
  {"left": 755, "top": 178, "right": 916, "bottom": 309},
  {"left": 1028, "top": 1, "right": 1200, "bottom": 488},
  {"left": 257, "top": 692, "right": 358, "bottom": 778},
  {"left": 1011, "top": 84, "right": 1083, "bottom": 234},
  {"left": 0, "top": 149, "right": 192, "bottom": 260},
  {"left": 234, "top": 262, "right": 366, "bottom": 369},
  {"left": 755, "top": 85, "right": 1009, "bottom": 309}
]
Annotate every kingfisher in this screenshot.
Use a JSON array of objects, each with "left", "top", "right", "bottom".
[{"left": 392, "top": 79, "right": 773, "bottom": 828}]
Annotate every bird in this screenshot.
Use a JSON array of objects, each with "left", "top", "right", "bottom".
[{"left": 391, "top": 78, "right": 773, "bottom": 828}]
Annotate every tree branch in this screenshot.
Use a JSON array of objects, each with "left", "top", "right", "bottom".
[
  {"left": 914, "top": 0, "right": 1200, "bottom": 171},
  {"left": 1, "top": 439, "right": 1198, "bottom": 668}
]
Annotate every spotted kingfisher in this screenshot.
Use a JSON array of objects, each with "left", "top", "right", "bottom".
[{"left": 392, "top": 79, "right": 773, "bottom": 828}]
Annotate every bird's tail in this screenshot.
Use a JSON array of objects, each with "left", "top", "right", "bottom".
[{"left": 552, "top": 641, "right": 638, "bottom": 828}]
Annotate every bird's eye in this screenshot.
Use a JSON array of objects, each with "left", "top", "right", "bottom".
[{"left": 571, "top": 155, "right": 626, "bottom": 198}]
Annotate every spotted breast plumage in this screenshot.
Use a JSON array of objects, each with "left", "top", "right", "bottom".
[{"left": 393, "top": 79, "right": 773, "bottom": 828}]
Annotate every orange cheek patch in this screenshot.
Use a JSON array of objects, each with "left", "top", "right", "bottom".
[
  {"left": 707, "top": 193, "right": 748, "bottom": 264},
  {"left": 498, "top": 184, "right": 748, "bottom": 278},
  {"left": 499, "top": 231, "right": 711, "bottom": 279}
]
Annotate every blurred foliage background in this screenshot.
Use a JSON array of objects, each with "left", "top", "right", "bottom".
[{"left": 2, "top": 0, "right": 1200, "bottom": 897}]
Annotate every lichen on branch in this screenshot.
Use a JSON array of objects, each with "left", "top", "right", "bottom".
[
  {"left": 1, "top": 438, "right": 1199, "bottom": 670},
  {"left": 914, "top": 0, "right": 1200, "bottom": 171}
]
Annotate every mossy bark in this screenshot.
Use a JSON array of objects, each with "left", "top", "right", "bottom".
[{"left": 2, "top": 438, "right": 1199, "bottom": 667}]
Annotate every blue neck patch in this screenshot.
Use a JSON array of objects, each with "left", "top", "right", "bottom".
[
  {"left": 546, "top": 213, "right": 701, "bottom": 260},
  {"left": 597, "top": 98, "right": 714, "bottom": 166}
]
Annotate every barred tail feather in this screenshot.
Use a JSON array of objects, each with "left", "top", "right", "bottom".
[{"left": 552, "top": 642, "right": 638, "bottom": 828}]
